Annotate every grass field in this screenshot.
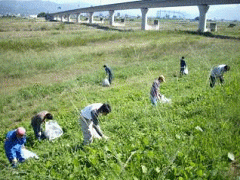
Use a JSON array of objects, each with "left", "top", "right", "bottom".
[{"left": 0, "top": 17, "right": 240, "bottom": 179}]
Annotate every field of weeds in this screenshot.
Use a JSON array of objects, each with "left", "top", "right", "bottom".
[{"left": 0, "top": 17, "right": 240, "bottom": 179}]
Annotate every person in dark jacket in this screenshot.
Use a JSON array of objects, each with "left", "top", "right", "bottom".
[
  {"left": 31, "top": 111, "right": 53, "bottom": 141},
  {"left": 4, "top": 127, "right": 26, "bottom": 167},
  {"left": 103, "top": 65, "right": 113, "bottom": 84},
  {"left": 180, "top": 56, "right": 187, "bottom": 76}
]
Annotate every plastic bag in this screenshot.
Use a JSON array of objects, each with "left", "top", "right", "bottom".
[
  {"left": 21, "top": 148, "right": 39, "bottom": 159},
  {"left": 184, "top": 67, "right": 188, "bottom": 75},
  {"left": 89, "top": 122, "right": 102, "bottom": 139},
  {"left": 160, "top": 95, "right": 171, "bottom": 103},
  {"left": 45, "top": 120, "right": 63, "bottom": 141},
  {"left": 102, "top": 78, "right": 110, "bottom": 86}
]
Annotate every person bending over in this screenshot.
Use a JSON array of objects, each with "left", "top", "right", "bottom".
[
  {"left": 210, "top": 64, "right": 230, "bottom": 88},
  {"left": 80, "top": 103, "right": 111, "bottom": 145},
  {"left": 31, "top": 111, "right": 53, "bottom": 141}
]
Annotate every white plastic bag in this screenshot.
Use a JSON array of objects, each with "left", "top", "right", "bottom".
[
  {"left": 184, "top": 67, "right": 188, "bottom": 75},
  {"left": 102, "top": 78, "right": 110, "bottom": 86},
  {"left": 45, "top": 120, "right": 63, "bottom": 141},
  {"left": 160, "top": 95, "right": 171, "bottom": 103},
  {"left": 89, "top": 122, "right": 102, "bottom": 139},
  {"left": 21, "top": 148, "right": 39, "bottom": 159}
]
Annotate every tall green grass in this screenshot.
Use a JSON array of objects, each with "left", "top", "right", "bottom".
[{"left": 0, "top": 18, "right": 240, "bottom": 179}]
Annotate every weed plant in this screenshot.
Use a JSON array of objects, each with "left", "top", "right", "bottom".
[{"left": 0, "top": 18, "right": 239, "bottom": 179}]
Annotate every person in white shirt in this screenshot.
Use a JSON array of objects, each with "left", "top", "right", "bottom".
[
  {"left": 80, "top": 103, "right": 111, "bottom": 145},
  {"left": 210, "top": 64, "right": 230, "bottom": 87}
]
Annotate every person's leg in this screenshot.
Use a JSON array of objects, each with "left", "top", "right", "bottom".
[
  {"left": 17, "top": 151, "right": 25, "bottom": 163},
  {"left": 40, "top": 127, "right": 47, "bottom": 140},
  {"left": 150, "top": 96, "right": 157, "bottom": 105},
  {"left": 219, "top": 76, "right": 224, "bottom": 84},
  {"left": 210, "top": 75, "right": 215, "bottom": 88},
  {"left": 108, "top": 74, "right": 112, "bottom": 84},
  {"left": 180, "top": 67, "right": 184, "bottom": 76},
  {"left": 80, "top": 117, "right": 93, "bottom": 145},
  {"left": 32, "top": 125, "right": 41, "bottom": 140},
  {"left": 5, "top": 147, "right": 17, "bottom": 167}
]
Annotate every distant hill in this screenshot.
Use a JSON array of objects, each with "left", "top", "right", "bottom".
[{"left": 0, "top": 1, "right": 92, "bottom": 15}]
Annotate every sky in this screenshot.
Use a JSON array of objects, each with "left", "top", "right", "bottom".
[{"left": 43, "top": 0, "right": 240, "bottom": 20}]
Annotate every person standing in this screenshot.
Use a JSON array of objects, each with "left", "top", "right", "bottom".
[
  {"left": 31, "top": 111, "right": 53, "bottom": 141},
  {"left": 210, "top": 64, "right": 230, "bottom": 87},
  {"left": 4, "top": 127, "right": 26, "bottom": 167},
  {"left": 150, "top": 75, "right": 165, "bottom": 105},
  {"left": 180, "top": 56, "right": 187, "bottom": 76},
  {"left": 80, "top": 103, "right": 111, "bottom": 145},
  {"left": 103, "top": 65, "right": 113, "bottom": 84}
]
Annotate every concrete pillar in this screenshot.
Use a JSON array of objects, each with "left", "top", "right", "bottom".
[
  {"left": 76, "top": 13, "right": 81, "bottom": 23},
  {"left": 210, "top": 22, "right": 217, "bottom": 32},
  {"left": 67, "top": 14, "right": 71, "bottom": 22},
  {"left": 89, "top": 12, "right": 94, "bottom": 23},
  {"left": 141, "top": 8, "right": 148, "bottom": 30},
  {"left": 198, "top": 4, "right": 209, "bottom": 32},
  {"left": 109, "top": 10, "right": 115, "bottom": 26}
]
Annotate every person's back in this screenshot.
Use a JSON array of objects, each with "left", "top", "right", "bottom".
[
  {"left": 150, "top": 79, "right": 160, "bottom": 98},
  {"left": 5, "top": 130, "right": 26, "bottom": 150},
  {"left": 81, "top": 103, "right": 103, "bottom": 120},
  {"left": 211, "top": 64, "right": 227, "bottom": 77}
]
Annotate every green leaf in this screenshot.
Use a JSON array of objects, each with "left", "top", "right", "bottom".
[{"left": 197, "top": 170, "right": 203, "bottom": 177}]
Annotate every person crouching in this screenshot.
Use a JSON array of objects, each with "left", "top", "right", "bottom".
[{"left": 4, "top": 127, "right": 26, "bottom": 167}]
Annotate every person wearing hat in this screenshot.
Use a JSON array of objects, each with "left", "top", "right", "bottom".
[
  {"left": 150, "top": 75, "right": 165, "bottom": 105},
  {"left": 180, "top": 56, "right": 187, "bottom": 76},
  {"left": 80, "top": 103, "right": 111, "bottom": 145},
  {"left": 103, "top": 65, "right": 113, "bottom": 84},
  {"left": 4, "top": 127, "right": 26, "bottom": 167},
  {"left": 210, "top": 64, "right": 230, "bottom": 87},
  {"left": 31, "top": 111, "right": 53, "bottom": 141}
]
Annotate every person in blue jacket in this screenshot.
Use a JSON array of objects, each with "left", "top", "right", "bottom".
[{"left": 4, "top": 127, "right": 26, "bottom": 167}]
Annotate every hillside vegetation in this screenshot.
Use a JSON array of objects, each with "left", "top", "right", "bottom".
[{"left": 0, "top": 17, "right": 240, "bottom": 179}]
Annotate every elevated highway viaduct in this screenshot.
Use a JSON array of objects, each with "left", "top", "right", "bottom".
[{"left": 48, "top": 0, "right": 240, "bottom": 32}]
